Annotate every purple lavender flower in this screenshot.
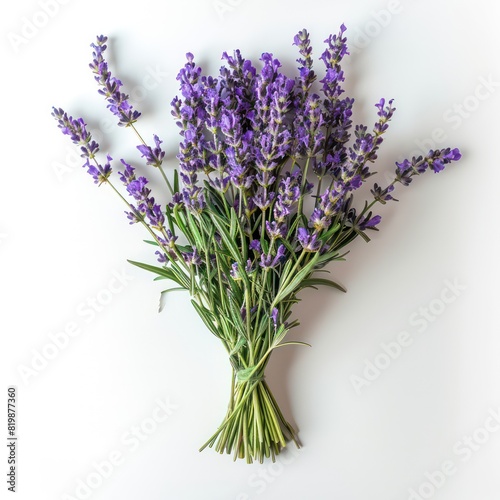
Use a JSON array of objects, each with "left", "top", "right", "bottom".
[
  {"left": 271, "top": 307, "right": 279, "bottom": 328},
  {"left": 52, "top": 108, "right": 99, "bottom": 159},
  {"left": 118, "top": 160, "right": 135, "bottom": 185},
  {"left": 274, "top": 171, "right": 301, "bottom": 222},
  {"left": 293, "top": 29, "right": 316, "bottom": 99},
  {"left": 259, "top": 244, "right": 286, "bottom": 270},
  {"left": 84, "top": 154, "right": 113, "bottom": 185},
  {"left": 89, "top": 36, "right": 141, "bottom": 127},
  {"left": 183, "top": 248, "right": 202, "bottom": 267},
  {"left": 118, "top": 161, "right": 165, "bottom": 230},
  {"left": 370, "top": 98, "right": 396, "bottom": 161},
  {"left": 220, "top": 109, "right": 255, "bottom": 192},
  {"left": 266, "top": 221, "right": 287, "bottom": 240},
  {"left": 52, "top": 108, "right": 111, "bottom": 184},
  {"left": 370, "top": 147, "right": 461, "bottom": 212},
  {"left": 429, "top": 147, "right": 461, "bottom": 173},
  {"left": 370, "top": 183, "right": 396, "bottom": 204},
  {"left": 156, "top": 250, "right": 167, "bottom": 263},
  {"left": 309, "top": 208, "right": 330, "bottom": 231},
  {"left": 395, "top": 147, "right": 461, "bottom": 185},
  {"left": 172, "top": 53, "right": 207, "bottom": 211},
  {"left": 137, "top": 135, "right": 166, "bottom": 168},
  {"left": 359, "top": 215, "right": 381, "bottom": 230},
  {"left": 245, "top": 259, "right": 254, "bottom": 273},
  {"left": 164, "top": 230, "right": 178, "bottom": 248},
  {"left": 317, "top": 25, "right": 354, "bottom": 176},
  {"left": 230, "top": 262, "right": 241, "bottom": 280},
  {"left": 297, "top": 228, "right": 321, "bottom": 252},
  {"left": 253, "top": 191, "right": 275, "bottom": 211},
  {"left": 249, "top": 240, "right": 262, "bottom": 254},
  {"left": 126, "top": 176, "right": 150, "bottom": 200},
  {"left": 155, "top": 234, "right": 178, "bottom": 263},
  {"left": 295, "top": 93, "right": 325, "bottom": 157},
  {"left": 230, "top": 259, "right": 254, "bottom": 279},
  {"left": 318, "top": 184, "right": 344, "bottom": 217},
  {"left": 250, "top": 53, "right": 296, "bottom": 214}
]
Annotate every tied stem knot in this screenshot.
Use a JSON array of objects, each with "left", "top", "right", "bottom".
[{"left": 236, "top": 365, "right": 266, "bottom": 383}]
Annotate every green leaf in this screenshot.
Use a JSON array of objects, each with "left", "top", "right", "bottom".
[
  {"left": 355, "top": 229, "right": 371, "bottom": 243},
  {"left": 128, "top": 260, "right": 190, "bottom": 289},
  {"left": 316, "top": 249, "right": 348, "bottom": 266},
  {"left": 209, "top": 212, "right": 244, "bottom": 266},
  {"left": 173, "top": 205, "right": 191, "bottom": 243},
  {"left": 255, "top": 313, "right": 271, "bottom": 339},
  {"left": 226, "top": 292, "right": 247, "bottom": 338},
  {"left": 230, "top": 208, "right": 238, "bottom": 240},
  {"left": 143, "top": 239, "right": 159, "bottom": 247},
  {"left": 274, "top": 341, "right": 311, "bottom": 349},
  {"left": 286, "top": 215, "right": 302, "bottom": 240},
  {"left": 261, "top": 238, "right": 269, "bottom": 255},
  {"left": 191, "top": 300, "right": 219, "bottom": 337},
  {"left": 164, "top": 205, "right": 176, "bottom": 235},
  {"left": 153, "top": 275, "right": 168, "bottom": 281},
  {"left": 186, "top": 211, "right": 205, "bottom": 251},
  {"left": 320, "top": 222, "right": 341, "bottom": 242},
  {"left": 173, "top": 169, "right": 179, "bottom": 194},
  {"left": 229, "top": 336, "right": 247, "bottom": 356},
  {"left": 301, "top": 278, "right": 347, "bottom": 293},
  {"left": 278, "top": 259, "right": 294, "bottom": 289},
  {"left": 159, "top": 287, "right": 186, "bottom": 313},
  {"left": 272, "top": 253, "right": 319, "bottom": 306},
  {"left": 127, "top": 259, "right": 175, "bottom": 280}
]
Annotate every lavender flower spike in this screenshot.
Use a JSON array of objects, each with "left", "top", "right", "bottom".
[
  {"left": 89, "top": 35, "right": 141, "bottom": 127},
  {"left": 51, "top": 107, "right": 111, "bottom": 184}
]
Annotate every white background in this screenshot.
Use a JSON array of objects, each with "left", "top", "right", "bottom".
[{"left": 1, "top": 1, "right": 499, "bottom": 499}]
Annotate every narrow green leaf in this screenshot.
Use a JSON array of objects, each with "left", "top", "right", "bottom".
[
  {"left": 229, "top": 336, "right": 247, "bottom": 356},
  {"left": 230, "top": 208, "right": 238, "bottom": 240},
  {"left": 209, "top": 213, "right": 244, "bottom": 266},
  {"left": 273, "top": 253, "right": 319, "bottom": 305},
  {"left": 173, "top": 169, "right": 179, "bottom": 194},
  {"left": 278, "top": 259, "right": 293, "bottom": 289},
  {"left": 301, "top": 278, "right": 347, "bottom": 293},
  {"left": 173, "top": 205, "right": 191, "bottom": 243},
  {"left": 186, "top": 211, "right": 205, "bottom": 251},
  {"left": 164, "top": 205, "right": 176, "bottom": 235},
  {"left": 321, "top": 223, "right": 341, "bottom": 242},
  {"left": 191, "top": 299, "right": 219, "bottom": 337},
  {"left": 286, "top": 215, "right": 302, "bottom": 240},
  {"left": 159, "top": 287, "right": 186, "bottom": 313},
  {"left": 274, "top": 341, "right": 311, "bottom": 349},
  {"left": 255, "top": 314, "right": 270, "bottom": 339},
  {"left": 127, "top": 259, "right": 174, "bottom": 280}
]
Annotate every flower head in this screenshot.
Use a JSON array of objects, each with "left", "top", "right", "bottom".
[
  {"left": 89, "top": 36, "right": 141, "bottom": 126},
  {"left": 297, "top": 228, "right": 321, "bottom": 252},
  {"left": 137, "top": 135, "right": 166, "bottom": 168}
]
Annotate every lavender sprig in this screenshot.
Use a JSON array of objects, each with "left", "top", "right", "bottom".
[{"left": 89, "top": 36, "right": 141, "bottom": 127}]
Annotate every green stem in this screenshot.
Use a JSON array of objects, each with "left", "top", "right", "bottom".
[
  {"left": 199, "top": 370, "right": 299, "bottom": 463},
  {"left": 296, "top": 156, "right": 311, "bottom": 219}
]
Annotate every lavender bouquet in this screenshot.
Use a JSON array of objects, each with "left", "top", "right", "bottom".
[{"left": 53, "top": 26, "right": 460, "bottom": 463}]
